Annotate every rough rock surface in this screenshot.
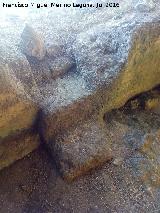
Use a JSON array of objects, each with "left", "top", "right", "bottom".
[
  {"left": 105, "top": 101, "right": 160, "bottom": 194},
  {"left": 0, "top": 130, "right": 40, "bottom": 171},
  {"left": 1, "top": 94, "right": 160, "bottom": 212},
  {"left": 20, "top": 24, "right": 46, "bottom": 61},
  {"left": 0, "top": 44, "right": 40, "bottom": 169},
  {"left": 40, "top": 21, "right": 160, "bottom": 179},
  {"left": 0, "top": 0, "right": 160, "bottom": 178},
  {"left": 0, "top": 91, "right": 37, "bottom": 139},
  {"left": 0, "top": 81, "right": 40, "bottom": 170},
  {"left": 49, "top": 56, "right": 74, "bottom": 79},
  {"left": 48, "top": 119, "right": 112, "bottom": 181}
]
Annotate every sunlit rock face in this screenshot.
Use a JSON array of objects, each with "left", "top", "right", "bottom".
[
  {"left": 0, "top": 54, "right": 40, "bottom": 170},
  {"left": 20, "top": 24, "right": 46, "bottom": 60},
  {"left": 41, "top": 21, "right": 160, "bottom": 180},
  {"left": 73, "top": 22, "right": 134, "bottom": 88},
  {"left": 0, "top": 0, "right": 160, "bottom": 178}
]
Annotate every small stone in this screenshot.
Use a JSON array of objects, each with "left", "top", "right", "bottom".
[
  {"left": 20, "top": 24, "right": 46, "bottom": 60},
  {"left": 146, "top": 186, "right": 154, "bottom": 197},
  {"left": 113, "top": 157, "right": 124, "bottom": 166}
]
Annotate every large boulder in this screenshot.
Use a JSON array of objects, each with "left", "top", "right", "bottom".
[
  {"left": 0, "top": 45, "right": 39, "bottom": 139},
  {"left": 40, "top": 18, "right": 160, "bottom": 180},
  {"left": 0, "top": 0, "right": 160, "bottom": 179},
  {"left": 0, "top": 42, "right": 40, "bottom": 170}
]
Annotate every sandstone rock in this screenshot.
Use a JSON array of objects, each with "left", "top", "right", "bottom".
[
  {"left": 0, "top": 81, "right": 40, "bottom": 170},
  {"left": 73, "top": 20, "right": 160, "bottom": 93},
  {"left": 0, "top": 130, "right": 40, "bottom": 171},
  {"left": 0, "top": 40, "right": 40, "bottom": 170},
  {"left": 0, "top": 92, "right": 38, "bottom": 139},
  {"left": 20, "top": 24, "right": 46, "bottom": 61},
  {"left": 1, "top": 0, "right": 160, "bottom": 179},
  {"left": 0, "top": 71, "right": 40, "bottom": 170},
  {"left": 0, "top": 76, "right": 37, "bottom": 140},
  {"left": 146, "top": 99, "right": 160, "bottom": 114},
  {"left": 26, "top": 54, "right": 74, "bottom": 87},
  {"left": 97, "top": 21, "right": 160, "bottom": 115},
  {"left": 41, "top": 21, "right": 160, "bottom": 180},
  {"left": 0, "top": 51, "right": 39, "bottom": 139},
  {"left": 48, "top": 119, "right": 112, "bottom": 181}
]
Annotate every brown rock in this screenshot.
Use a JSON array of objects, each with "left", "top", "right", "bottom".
[
  {"left": 0, "top": 93, "right": 38, "bottom": 139},
  {"left": 20, "top": 24, "right": 46, "bottom": 60},
  {"left": 0, "top": 82, "right": 40, "bottom": 170},
  {"left": 0, "top": 50, "right": 40, "bottom": 170},
  {"left": 0, "top": 130, "right": 40, "bottom": 171},
  {"left": 48, "top": 119, "right": 112, "bottom": 182},
  {"left": 0, "top": 81, "right": 38, "bottom": 139}
]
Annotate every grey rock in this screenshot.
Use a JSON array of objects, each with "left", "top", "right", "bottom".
[
  {"left": 48, "top": 56, "right": 74, "bottom": 79},
  {"left": 41, "top": 20, "right": 160, "bottom": 180},
  {"left": 20, "top": 24, "right": 46, "bottom": 61},
  {"left": 46, "top": 44, "right": 65, "bottom": 58},
  {"left": 73, "top": 21, "right": 135, "bottom": 89}
]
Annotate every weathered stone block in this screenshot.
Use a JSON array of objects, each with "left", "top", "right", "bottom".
[
  {"left": 47, "top": 119, "right": 112, "bottom": 181},
  {"left": 0, "top": 45, "right": 40, "bottom": 170},
  {"left": 0, "top": 130, "right": 40, "bottom": 171}
]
